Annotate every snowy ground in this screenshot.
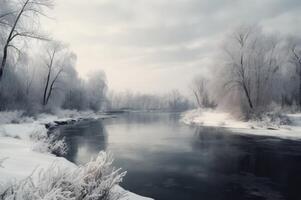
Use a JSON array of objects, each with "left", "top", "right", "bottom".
[
  {"left": 182, "top": 109, "right": 301, "bottom": 140},
  {"left": 0, "top": 110, "right": 152, "bottom": 200}
]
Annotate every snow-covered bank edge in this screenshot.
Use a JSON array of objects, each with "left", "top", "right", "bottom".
[
  {"left": 181, "top": 109, "right": 301, "bottom": 140},
  {"left": 0, "top": 110, "right": 152, "bottom": 200}
]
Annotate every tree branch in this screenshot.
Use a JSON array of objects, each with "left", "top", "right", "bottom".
[{"left": 7, "top": 44, "right": 22, "bottom": 57}]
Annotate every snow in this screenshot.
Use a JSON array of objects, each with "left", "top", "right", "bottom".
[
  {"left": 0, "top": 123, "right": 46, "bottom": 140},
  {"left": 36, "top": 109, "right": 108, "bottom": 124},
  {"left": 0, "top": 110, "right": 152, "bottom": 200},
  {"left": 182, "top": 109, "right": 250, "bottom": 129},
  {"left": 0, "top": 137, "right": 74, "bottom": 182},
  {"left": 115, "top": 186, "right": 153, "bottom": 200},
  {"left": 182, "top": 109, "right": 301, "bottom": 140}
]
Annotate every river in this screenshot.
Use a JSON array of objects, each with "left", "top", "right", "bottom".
[{"left": 57, "top": 112, "right": 301, "bottom": 200}]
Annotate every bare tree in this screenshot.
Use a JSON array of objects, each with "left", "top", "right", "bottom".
[
  {"left": 216, "top": 25, "right": 290, "bottom": 116},
  {"left": 290, "top": 44, "right": 301, "bottom": 107},
  {"left": 223, "top": 26, "right": 254, "bottom": 110},
  {"left": 42, "top": 42, "right": 65, "bottom": 106},
  {"left": 86, "top": 70, "right": 108, "bottom": 111},
  {"left": 191, "top": 76, "right": 216, "bottom": 108},
  {"left": 0, "top": 0, "right": 53, "bottom": 80},
  {"left": 191, "top": 80, "right": 202, "bottom": 108},
  {"left": 250, "top": 36, "right": 280, "bottom": 107},
  {"left": 167, "top": 89, "right": 190, "bottom": 111}
]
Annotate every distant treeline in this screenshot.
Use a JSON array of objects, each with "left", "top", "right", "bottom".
[{"left": 107, "top": 90, "right": 192, "bottom": 112}]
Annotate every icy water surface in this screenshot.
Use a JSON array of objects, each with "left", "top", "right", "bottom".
[{"left": 58, "top": 112, "right": 301, "bottom": 200}]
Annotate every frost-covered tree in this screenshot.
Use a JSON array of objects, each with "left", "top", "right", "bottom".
[
  {"left": 0, "top": 0, "right": 53, "bottom": 80},
  {"left": 0, "top": 0, "right": 110, "bottom": 114},
  {"left": 191, "top": 76, "right": 216, "bottom": 108},
  {"left": 222, "top": 26, "right": 255, "bottom": 110},
  {"left": 219, "top": 25, "right": 285, "bottom": 116},
  {"left": 289, "top": 42, "right": 301, "bottom": 107},
  {"left": 41, "top": 41, "right": 71, "bottom": 106},
  {"left": 86, "top": 70, "right": 108, "bottom": 111}
]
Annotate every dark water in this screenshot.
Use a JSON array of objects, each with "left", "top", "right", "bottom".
[{"left": 58, "top": 112, "right": 301, "bottom": 200}]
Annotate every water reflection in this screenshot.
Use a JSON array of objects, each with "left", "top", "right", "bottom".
[
  {"left": 58, "top": 119, "right": 108, "bottom": 164},
  {"left": 191, "top": 126, "right": 301, "bottom": 200},
  {"left": 58, "top": 113, "right": 301, "bottom": 200}
]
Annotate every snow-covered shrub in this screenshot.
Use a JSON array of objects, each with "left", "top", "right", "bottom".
[
  {"left": 0, "top": 111, "right": 26, "bottom": 124},
  {"left": 0, "top": 152, "right": 126, "bottom": 200},
  {"left": 252, "top": 111, "right": 291, "bottom": 128},
  {"left": 245, "top": 102, "right": 291, "bottom": 128},
  {"left": 48, "top": 136, "right": 68, "bottom": 156},
  {"left": 31, "top": 130, "right": 67, "bottom": 156}
]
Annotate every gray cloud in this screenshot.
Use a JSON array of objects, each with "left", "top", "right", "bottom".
[{"left": 46, "top": 0, "right": 301, "bottom": 94}]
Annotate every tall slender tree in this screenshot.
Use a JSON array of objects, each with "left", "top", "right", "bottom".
[
  {"left": 0, "top": 0, "right": 53, "bottom": 80},
  {"left": 42, "top": 42, "right": 65, "bottom": 106},
  {"left": 290, "top": 44, "right": 301, "bottom": 107}
]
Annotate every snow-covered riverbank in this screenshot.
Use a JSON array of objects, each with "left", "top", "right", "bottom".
[
  {"left": 0, "top": 110, "right": 152, "bottom": 200},
  {"left": 182, "top": 109, "right": 301, "bottom": 140}
]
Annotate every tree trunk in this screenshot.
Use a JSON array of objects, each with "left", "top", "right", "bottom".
[
  {"left": 43, "top": 68, "right": 51, "bottom": 106},
  {"left": 242, "top": 82, "right": 253, "bottom": 109},
  {"left": 299, "top": 64, "right": 301, "bottom": 108},
  {"left": 0, "top": 45, "right": 8, "bottom": 80},
  {"left": 42, "top": 50, "right": 56, "bottom": 106},
  {"left": 193, "top": 90, "right": 202, "bottom": 108},
  {"left": 45, "top": 69, "right": 62, "bottom": 105},
  {"left": 45, "top": 81, "right": 54, "bottom": 105}
]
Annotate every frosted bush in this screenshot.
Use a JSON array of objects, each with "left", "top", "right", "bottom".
[
  {"left": 0, "top": 152, "right": 126, "bottom": 200},
  {"left": 48, "top": 136, "right": 68, "bottom": 156},
  {"left": 31, "top": 130, "right": 67, "bottom": 156},
  {"left": 252, "top": 111, "right": 291, "bottom": 128}
]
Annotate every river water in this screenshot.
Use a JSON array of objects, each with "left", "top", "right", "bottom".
[{"left": 57, "top": 112, "right": 301, "bottom": 200}]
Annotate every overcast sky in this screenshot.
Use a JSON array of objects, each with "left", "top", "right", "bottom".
[{"left": 44, "top": 0, "right": 301, "bottom": 95}]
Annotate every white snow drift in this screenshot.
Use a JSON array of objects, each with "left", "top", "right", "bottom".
[
  {"left": 182, "top": 109, "right": 301, "bottom": 140},
  {"left": 0, "top": 110, "right": 152, "bottom": 200}
]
